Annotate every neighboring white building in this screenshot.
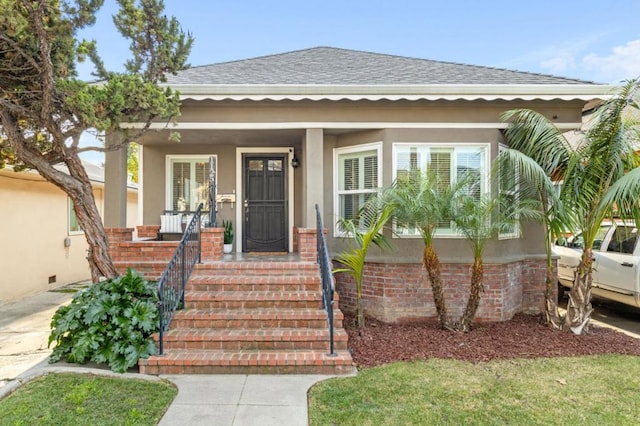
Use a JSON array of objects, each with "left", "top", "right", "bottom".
[{"left": 0, "top": 161, "right": 138, "bottom": 303}]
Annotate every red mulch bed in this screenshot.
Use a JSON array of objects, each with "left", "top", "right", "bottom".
[{"left": 345, "top": 313, "right": 640, "bottom": 368}]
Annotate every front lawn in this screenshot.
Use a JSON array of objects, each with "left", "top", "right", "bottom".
[
  {"left": 309, "top": 354, "right": 640, "bottom": 425},
  {"left": 0, "top": 373, "right": 176, "bottom": 426}
]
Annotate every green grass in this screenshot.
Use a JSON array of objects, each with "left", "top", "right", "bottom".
[
  {"left": 0, "top": 373, "right": 177, "bottom": 426},
  {"left": 309, "top": 355, "right": 640, "bottom": 426}
]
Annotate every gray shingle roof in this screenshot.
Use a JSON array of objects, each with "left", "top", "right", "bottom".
[{"left": 166, "top": 46, "right": 595, "bottom": 86}]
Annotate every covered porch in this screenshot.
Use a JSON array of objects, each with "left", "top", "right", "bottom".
[{"left": 103, "top": 125, "right": 327, "bottom": 257}]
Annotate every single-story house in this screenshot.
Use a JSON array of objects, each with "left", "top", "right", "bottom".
[
  {"left": 104, "top": 47, "right": 613, "bottom": 323},
  {"left": 0, "top": 161, "right": 138, "bottom": 303}
]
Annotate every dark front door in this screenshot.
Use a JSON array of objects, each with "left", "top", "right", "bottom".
[{"left": 243, "top": 155, "right": 288, "bottom": 252}]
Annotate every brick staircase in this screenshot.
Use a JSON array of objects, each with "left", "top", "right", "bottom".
[{"left": 139, "top": 260, "right": 355, "bottom": 375}]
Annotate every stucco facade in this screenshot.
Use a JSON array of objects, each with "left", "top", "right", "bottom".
[{"left": 132, "top": 98, "right": 575, "bottom": 257}]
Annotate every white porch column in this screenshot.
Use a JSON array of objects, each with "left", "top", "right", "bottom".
[
  {"left": 302, "top": 128, "right": 324, "bottom": 227},
  {"left": 104, "top": 132, "right": 128, "bottom": 227}
]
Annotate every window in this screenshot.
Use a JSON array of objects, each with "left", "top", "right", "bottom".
[
  {"left": 166, "top": 156, "right": 216, "bottom": 212},
  {"left": 68, "top": 198, "right": 82, "bottom": 235},
  {"left": 393, "top": 143, "right": 489, "bottom": 236},
  {"left": 498, "top": 144, "right": 519, "bottom": 239},
  {"left": 606, "top": 226, "right": 638, "bottom": 255},
  {"left": 334, "top": 143, "right": 382, "bottom": 235}
]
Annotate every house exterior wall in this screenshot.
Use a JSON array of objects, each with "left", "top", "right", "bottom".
[
  {"left": 141, "top": 144, "right": 239, "bottom": 226},
  {"left": 325, "top": 126, "right": 544, "bottom": 261},
  {"left": 173, "top": 99, "right": 583, "bottom": 125},
  {"left": 0, "top": 168, "right": 137, "bottom": 303},
  {"left": 137, "top": 98, "right": 574, "bottom": 260},
  {"left": 133, "top": 97, "right": 578, "bottom": 320}
]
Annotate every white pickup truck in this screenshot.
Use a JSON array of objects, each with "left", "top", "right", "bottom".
[{"left": 555, "top": 221, "right": 640, "bottom": 307}]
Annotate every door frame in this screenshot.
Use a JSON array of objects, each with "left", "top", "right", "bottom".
[{"left": 236, "top": 147, "right": 294, "bottom": 253}]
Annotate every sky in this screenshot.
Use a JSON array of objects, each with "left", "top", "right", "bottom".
[{"left": 77, "top": 0, "right": 640, "bottom": 162}]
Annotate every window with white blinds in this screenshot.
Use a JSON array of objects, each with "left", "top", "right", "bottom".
[
  {"left": 393, "top": 143, "right": 489, "bottom": 236},
  {"left": 167, "top": 156, "right": 215, "bottom": 212},
  {"left": 334, "top": 143, "right": 382, "bottom": 235}
]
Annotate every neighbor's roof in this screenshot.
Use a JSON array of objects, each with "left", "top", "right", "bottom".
[
  {"left": 1, "top": 161, "right": 137, "bottom": 190},
  {"left": 163, "top": 47, "right": 614, "bottom": 102}
]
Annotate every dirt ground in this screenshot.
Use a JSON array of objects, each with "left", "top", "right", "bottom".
[{"left": 345, "top": 312, "right": 640, "bottom": 368}]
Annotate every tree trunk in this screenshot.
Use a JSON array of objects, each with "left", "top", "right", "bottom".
[
  {"left": 544, "top": 255, "right": 564, "bottom": 330},
  {"left": 544, "top": 272, "right": 564, "bottom": 330},
  {"left": 65, "top": 155, "right": 119, "bottom": 282},
  {"left": 423, "top": 245, "right": 450, "bottom": 329},
  {"left": 460, "top": 258, "right": 483, "bottom": 332},
  {"left": 356, "top": 290, "right": 365, "bottom": 329},
  {"left": 564, "top": 248, "right": 594, "bottom": 335}
]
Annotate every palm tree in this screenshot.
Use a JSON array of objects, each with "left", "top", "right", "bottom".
[
  {"left": 503, "top": 78, "right": 640, "bottom": 335},
  {"left": 494, "top": 148, "right": 568, "bottom": 329},
  {"left": 452, "top": 190, "right": 539, "bottom": 332},
  {"left": 335, "top": 194, "right": 394, "bottom": 328},
  {"left": 385, "top": 171, "right": 460, "bottom": 330}
]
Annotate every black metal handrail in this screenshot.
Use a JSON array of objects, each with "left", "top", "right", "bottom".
[
  {"left": 157, "top": 203, "right": 203, "bottom": 355},
  {"left": 316, "top": 204, "right": 336, "bottom": 356}
]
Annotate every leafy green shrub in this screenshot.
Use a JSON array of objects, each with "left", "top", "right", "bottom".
[{"left": 48, "top": 269, "right": 159, "bottom": 373}]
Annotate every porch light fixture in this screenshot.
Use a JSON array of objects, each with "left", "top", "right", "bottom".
[{"left": 291, "top": 154, "right": 300, "bottom": 168}]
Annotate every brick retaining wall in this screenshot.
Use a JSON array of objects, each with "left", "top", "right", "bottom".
[{"left": 334, "top": 258, "right": 551, "bottom": 323}]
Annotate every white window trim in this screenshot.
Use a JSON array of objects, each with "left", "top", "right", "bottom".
[
  {"left": 68, "top": 197, "right": 83, "bottom": 235},
  {"left": 391, "top": 142, "right": 491, "bottom": 238},
  {"left": 498, "top": 144, "right": 520, "bottom": 240},
  {"left": 165, "top": 154, "right": 217, "bottom": 212},
  {"left": 333, "top": 142, "right": 383, "bottom": 237}
]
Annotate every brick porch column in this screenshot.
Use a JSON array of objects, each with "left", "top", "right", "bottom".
[
  {"left": 105, "top": 228, "right": 134, "bottom": 244},
  {"left": 136, "top": 225, "right": 160, "bottom": 239},
  {"left": 201, "top": 227, "right": 224, "bottom": 261},
  {"left": 296, "top": 227, "right": 319, "bottom": 262},
  {"left": 105, "top": 228, "right": 133, "bottom": 258}
]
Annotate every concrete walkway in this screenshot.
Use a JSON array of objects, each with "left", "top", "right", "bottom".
[
  {"left": 0, "top": 288, "right": 344, "bottom": 425},
  {"left": 159, "top": 374, "right": 333, "bottom": 425},
  {"left": 0, "top": 290, "right": 74, "bottom": 388}
]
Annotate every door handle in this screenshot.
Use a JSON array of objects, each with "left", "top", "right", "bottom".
[{"left": 621, "top": 262, "right": 634, "bottom": 267}]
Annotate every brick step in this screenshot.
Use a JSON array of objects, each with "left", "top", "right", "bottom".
[
  {"left": 185, "top": 291, "right": 325, "bottom": 309},
  {"left": 172, "top": 308, "right": 343, "bottom": 329},
  {"left": 193, "top": 261, "right": 320, "bottom": 276},
  {"left": 158, "top": 328, "right": 349, "bottom": 351},
  {"left": 187, "top": 274, "right": 320, "bottom": 292},
  {"left": 139, "top": 349, "right": 356, "bottom": 375}
]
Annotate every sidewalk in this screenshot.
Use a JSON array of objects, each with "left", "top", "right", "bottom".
[
  {"left": 0, "top": 290, "right": 74, "bottom": 388},
  {"left": 0, "top": 289, "right": 344, "bottom": 425}
]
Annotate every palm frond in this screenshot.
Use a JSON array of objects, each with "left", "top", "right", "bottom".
[
  {"left": 494, "top": 148, "right": 575, "bottom": 235},
  {"left": 388, "top": 170, "right": 467, "bottom": 244},
  {"left": 502, "top": 109, "right": 572, "bottom": 177},
  {"left": 600, "top": 166, "right": 640, "bottom": 226},
  {"left": 562, "top": 78, "right": 640, "bottom": 228}
]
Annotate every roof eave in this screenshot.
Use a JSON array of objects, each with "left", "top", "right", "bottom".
[{"left": 162, "top": 83, "right": 617, "bottom": 102}]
